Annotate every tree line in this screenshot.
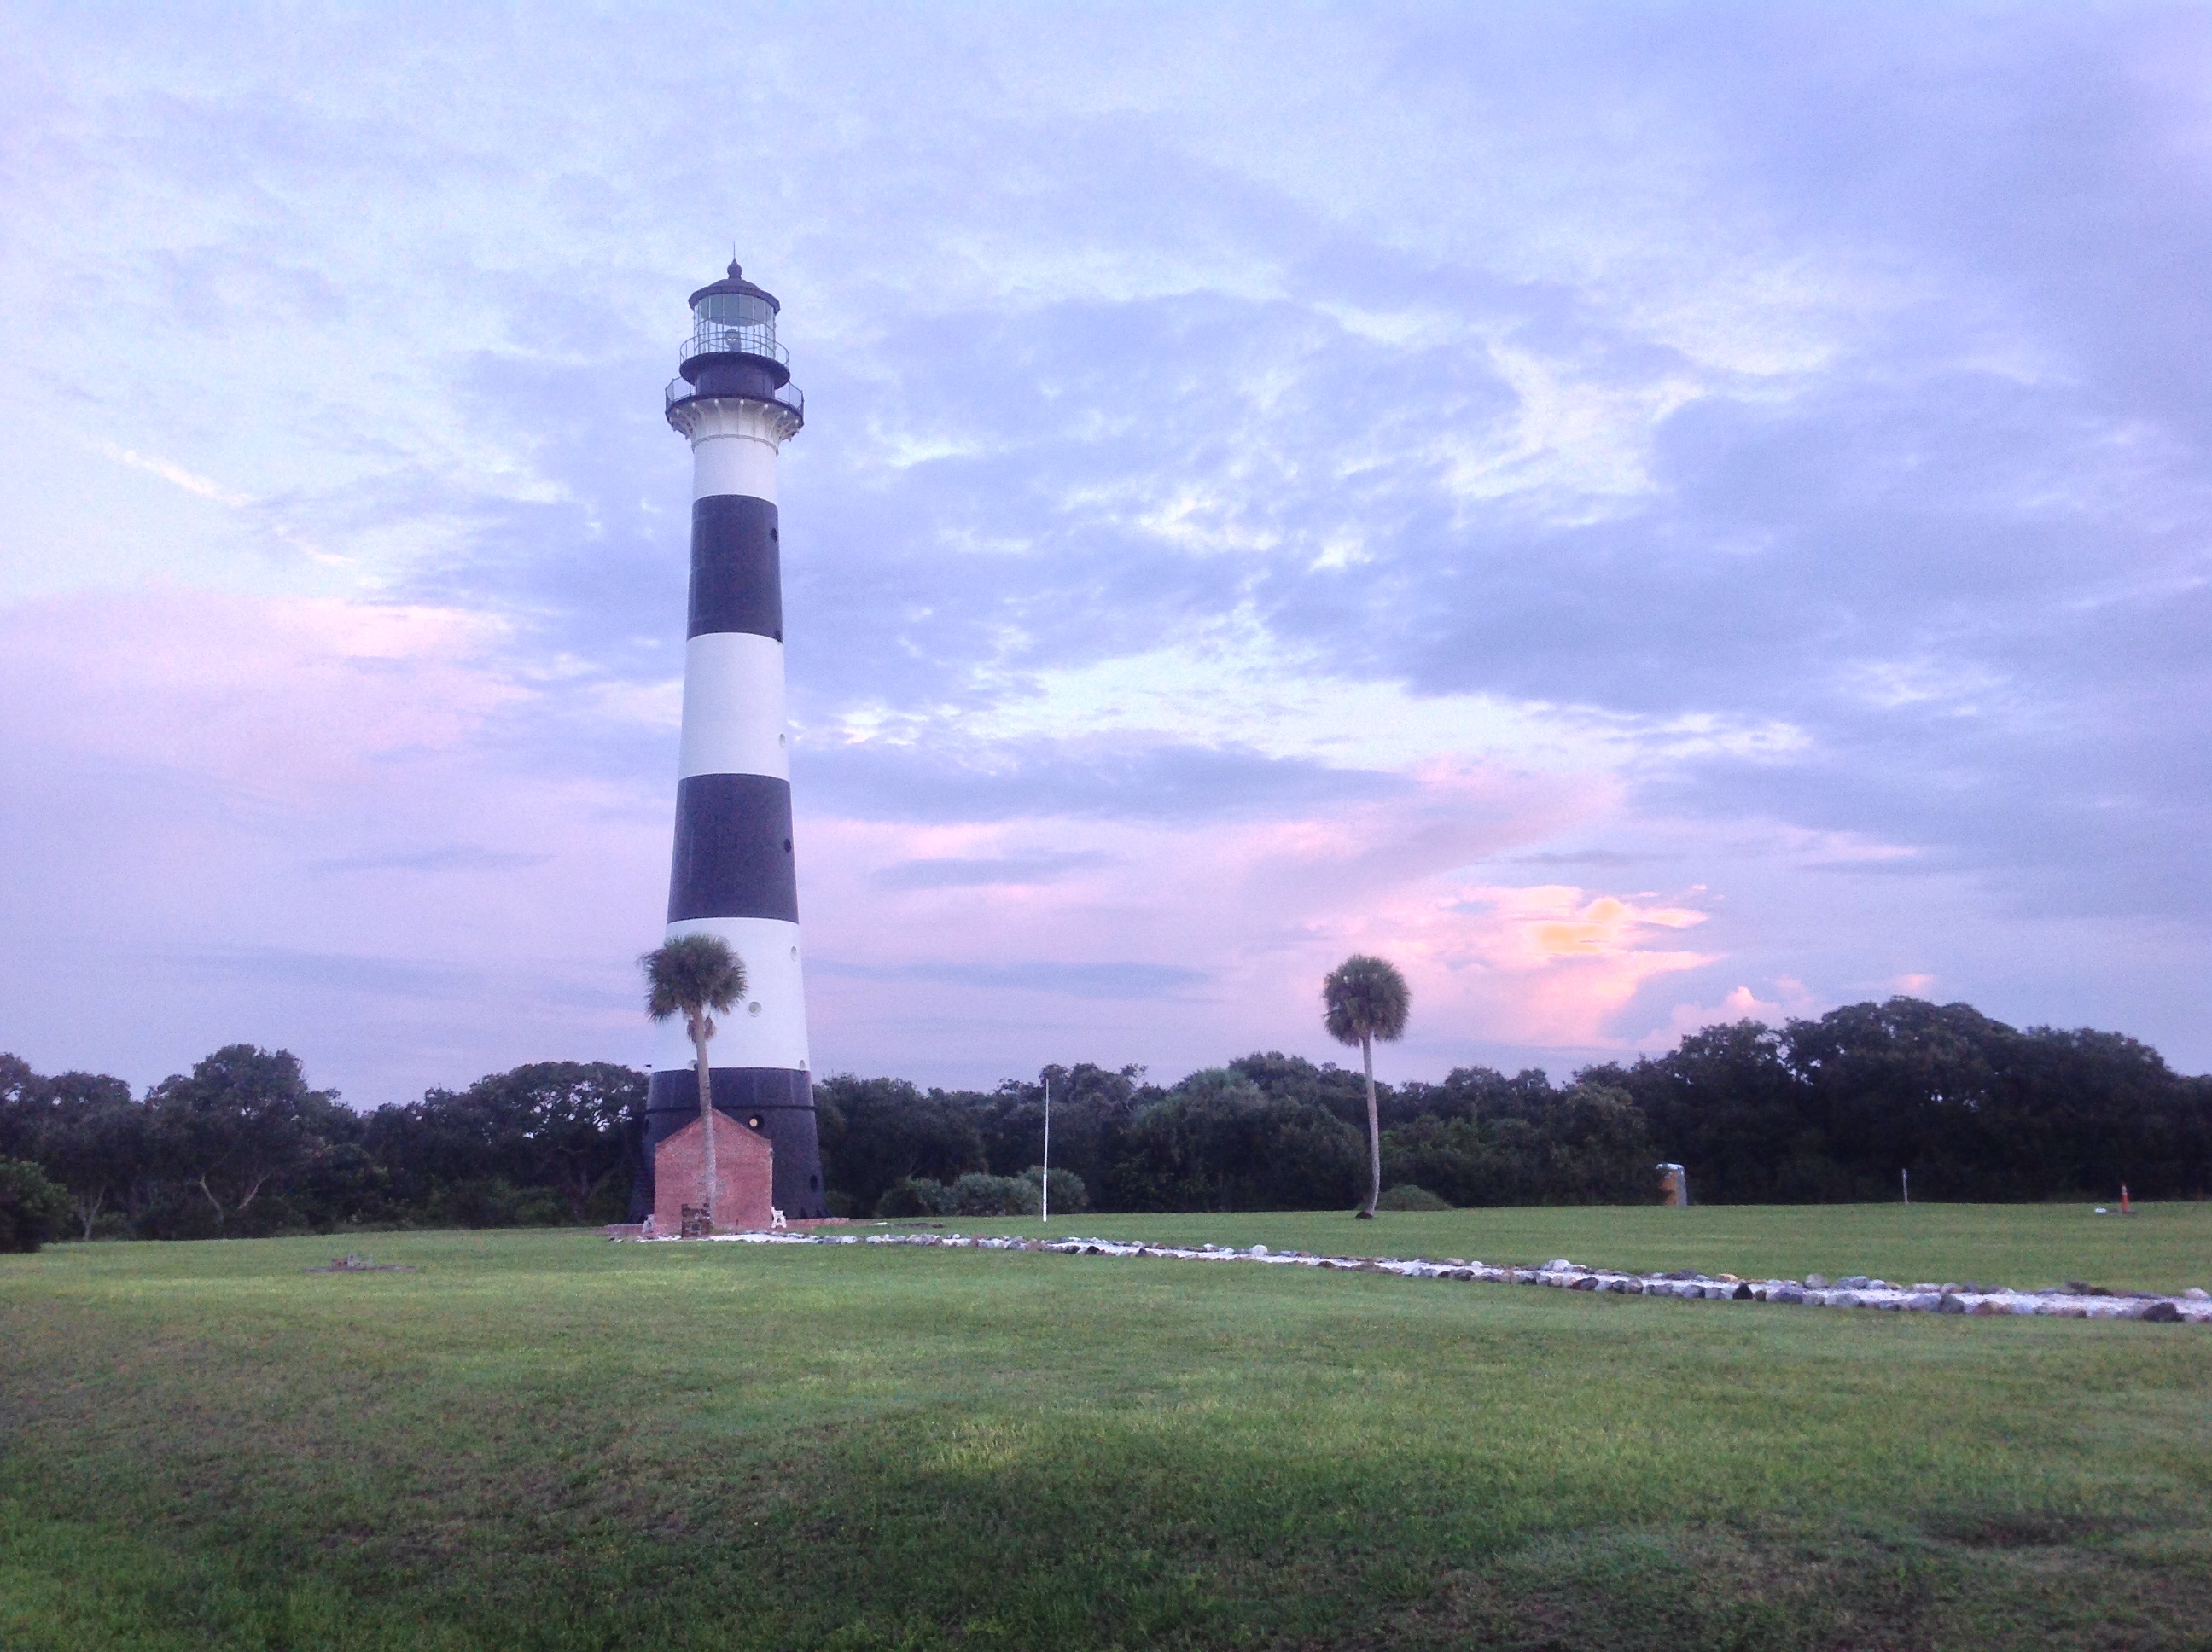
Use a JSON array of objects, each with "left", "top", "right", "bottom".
[
  {"left": 0, "top": 1048, "right": 639, "bottom": 1243},
  {"left": 3, "top": 996, "right": 2208, "bottom": 1247}
]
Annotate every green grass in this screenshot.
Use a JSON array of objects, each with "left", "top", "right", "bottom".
[
  {"left": 952, "top": 1200, "right": 2212, "bottom": 1294},
  {"left": 3, "top": 1209, "right": 2209, "bottom": 1650}
]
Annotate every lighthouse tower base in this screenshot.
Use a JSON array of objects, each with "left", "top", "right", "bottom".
[{"left": 640, "top": 1067, "right": 828, "bottom": 1220}]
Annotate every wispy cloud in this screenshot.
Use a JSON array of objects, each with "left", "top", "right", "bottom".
[
  {"left": 870, "top": 852, "right": 1119, "bottom": 890},
  {"left": 815, "top": 959, "right": 1211, "bottom": 1000},
  {"left": 101, "top": 444, "right": 255, "bottom": 509},
  {"left": 312, "top": 847, "right": 554, "bottom": 875}
]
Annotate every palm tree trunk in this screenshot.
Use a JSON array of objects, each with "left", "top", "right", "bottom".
[
  {"left": 1359, "top": 1033, "right": 1381, "bottom": 1218},
  {"left": 691, "top": 1015, "right": 718, "bottom": 1230}
]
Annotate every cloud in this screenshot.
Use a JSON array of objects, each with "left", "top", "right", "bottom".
[
  {"left": 3, "top": 4, "right": 2210, "bottom": 1101},
  {"left": 1509, "top": 849, "right": 1667, "bottom": 868},
  {"left": 815, "top": 959, "right": 1209, "bottom": 1000},
  {"left": 177, "top": 945, "right": 477, "bottom": 1000},
  {"left": 0, "top": 587, "right": 666, "bottom": 1102},
  {"left": 870, "top": 852, "right": 1119, "bottom": 890},
  {"left": 1650, "top": 977, "right": 1823, "bottom": 1045},
  {"left": 796, "top": 738, "right": 1420, "bottom": 827},
  {"left": 311, "top": 847, "right": 554, "bottom": 875},
  {"left": 789, "top": 762, "right": 1711, "bottom": 1078},
  {"left": 0, "top": 589, "right": 527, "bottom": 795},
  {"left": 100, "top": 444, "right": 256, "bottom": 509}
]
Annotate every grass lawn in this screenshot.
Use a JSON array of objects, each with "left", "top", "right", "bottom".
[{"left": 3, "top": 1209, "right": 2209, "bottom": 1650}]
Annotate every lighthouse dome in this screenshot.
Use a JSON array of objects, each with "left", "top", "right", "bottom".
[{"left": 689, "top": 260, "right": 781, "bottom": 323}]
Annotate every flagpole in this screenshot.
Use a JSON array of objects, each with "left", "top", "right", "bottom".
[{"left": 1040, "top": 1075, "right": 1051, "bottom": 1224}]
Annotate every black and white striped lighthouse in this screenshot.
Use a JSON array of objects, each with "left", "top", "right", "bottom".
[{"left": 643, "top": 260, "right": 828, "bottom": 1219}]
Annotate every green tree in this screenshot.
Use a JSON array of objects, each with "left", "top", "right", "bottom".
[
  {"left": 1323, "top": 955, "right": 1412, "bottom": 1219},
  {"left": 30, "top": 1074, "right": 147, "bottom": 1239},
  {"left": 146, "top": 1046, "right": 336, "bottom": 1229},
  {"left": 0, "top": 1156, "right": 70, "bottom": 1252},
  {"left": 1107, "top": 1074, "right": 1360, "bottom": 1213},
  {"left": 813, "top": 1075, "right": 987, "bottom": 1216},
  {"left": 0, "top": 1054, "right": 40, "bottom": 1160},
  {"left": 642, "top": 934, "right": 745, "bottom": 1230}
]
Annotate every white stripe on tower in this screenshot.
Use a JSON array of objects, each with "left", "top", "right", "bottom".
[
  {"left": 678, "top": 637, "right": 788, "bottom": 782},
  {"left": 688, "top": 400, "right": 780, "bottom": 503}
]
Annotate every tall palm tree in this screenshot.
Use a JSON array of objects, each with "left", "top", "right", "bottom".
[
  {"left": 642, "top": 934, "right": 746, "bottom": 1231},
  {"left": 1323, "top": 954, "right": 1411, "bottom": 1219}
]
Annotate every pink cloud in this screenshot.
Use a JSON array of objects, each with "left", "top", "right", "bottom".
[
  {"left": 1649, "top": 975, "right": 1823, "bottom": 1045},
  {"left": 1, "top": 588, "right": 526, "bottom": 794},
  {"left": 0, "top": 589, "right": 668, "bottom": 1099},
  {"left": 796, "top": 761, "right": 1719, "bottom": 1075}
]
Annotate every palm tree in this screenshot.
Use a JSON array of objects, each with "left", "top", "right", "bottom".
[
  {"left": 1323, "top": 954, "right": 1411, "bottom": 1219},
  {"left": 642, "top": 934, "right": 746, "bottom": 1232}
]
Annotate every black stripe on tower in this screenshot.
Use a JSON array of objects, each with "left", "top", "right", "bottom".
[
  {"left": 690, "top": 495, "right": 782, "bottom": 639},
  {"left": 667, "top": 773, "right": 798, "bottom": 922},
  {"left": 641, "top": 1067, "right": 829, "bottom": 1220}
]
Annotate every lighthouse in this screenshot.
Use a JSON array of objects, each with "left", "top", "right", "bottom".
[{"left": 643, "top": 260, "right": 828, "bottom": 1219}]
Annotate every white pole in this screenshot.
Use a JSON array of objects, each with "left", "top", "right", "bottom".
[
  {"left": 1040, "top": 1075, "right": 1051, "bottom": 1224},
  {"left": 1901, "top": 1167, "right": 1909, "bottom": 1206}
]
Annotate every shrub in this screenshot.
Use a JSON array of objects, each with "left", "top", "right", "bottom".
[
  {"left": 1377, "top": 1184, "right": 1452, "bottom": 1211},
  {"left": 951, "top": 1173, "right": 1039, "bottom": 1217},
  {"left": 0, "top": 1157, "right": 71, "bottom": 1253},
  {"left": 1020, "top": 1166, "right": 1090, "bottom": 1214},
  {"left": 875, "top": 1177, "right": 955, "bottom": 1218},
  {"left": 877, "top": 1172, "right": 1060, "bottom": 1219},
  {"left": 422, "top": 1178, "right": 571, "bottom": 1229}
]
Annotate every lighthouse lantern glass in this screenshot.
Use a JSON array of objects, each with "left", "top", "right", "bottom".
[
  {"left": 697, "top": 292, "right": 772, "bottom": 328},
  {"left": 691, "top": 290, "right": 779, "bottom": 361}
]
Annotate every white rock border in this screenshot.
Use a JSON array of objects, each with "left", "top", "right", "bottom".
[{"left": 612, "top": 1226, "right": 2212, "bottom": 1324}]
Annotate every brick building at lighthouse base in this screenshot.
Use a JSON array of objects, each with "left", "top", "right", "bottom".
[{"left": 651, "top": 1112, "right": 775, "bottom": 1235}]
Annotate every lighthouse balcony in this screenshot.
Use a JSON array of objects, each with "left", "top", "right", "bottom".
[{"left": 666, "top": 375, "right": 804, "bottom": 428}]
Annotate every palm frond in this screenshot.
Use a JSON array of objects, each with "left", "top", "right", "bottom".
[
  {"left": 640, "top": 934, "right": 747, "bottom": 1022},
  {"left": 1321, "top": 953, "right": 1411, "bottom": 1045}
]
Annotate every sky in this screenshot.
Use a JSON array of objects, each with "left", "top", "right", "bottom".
[{"left": 2, "top": 3, "right": 2208, "bottom": 1108}]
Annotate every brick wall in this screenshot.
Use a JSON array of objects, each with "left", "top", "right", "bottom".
[{"left": 653, "top": 1111, "right": 776, "bottom": 1234}]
